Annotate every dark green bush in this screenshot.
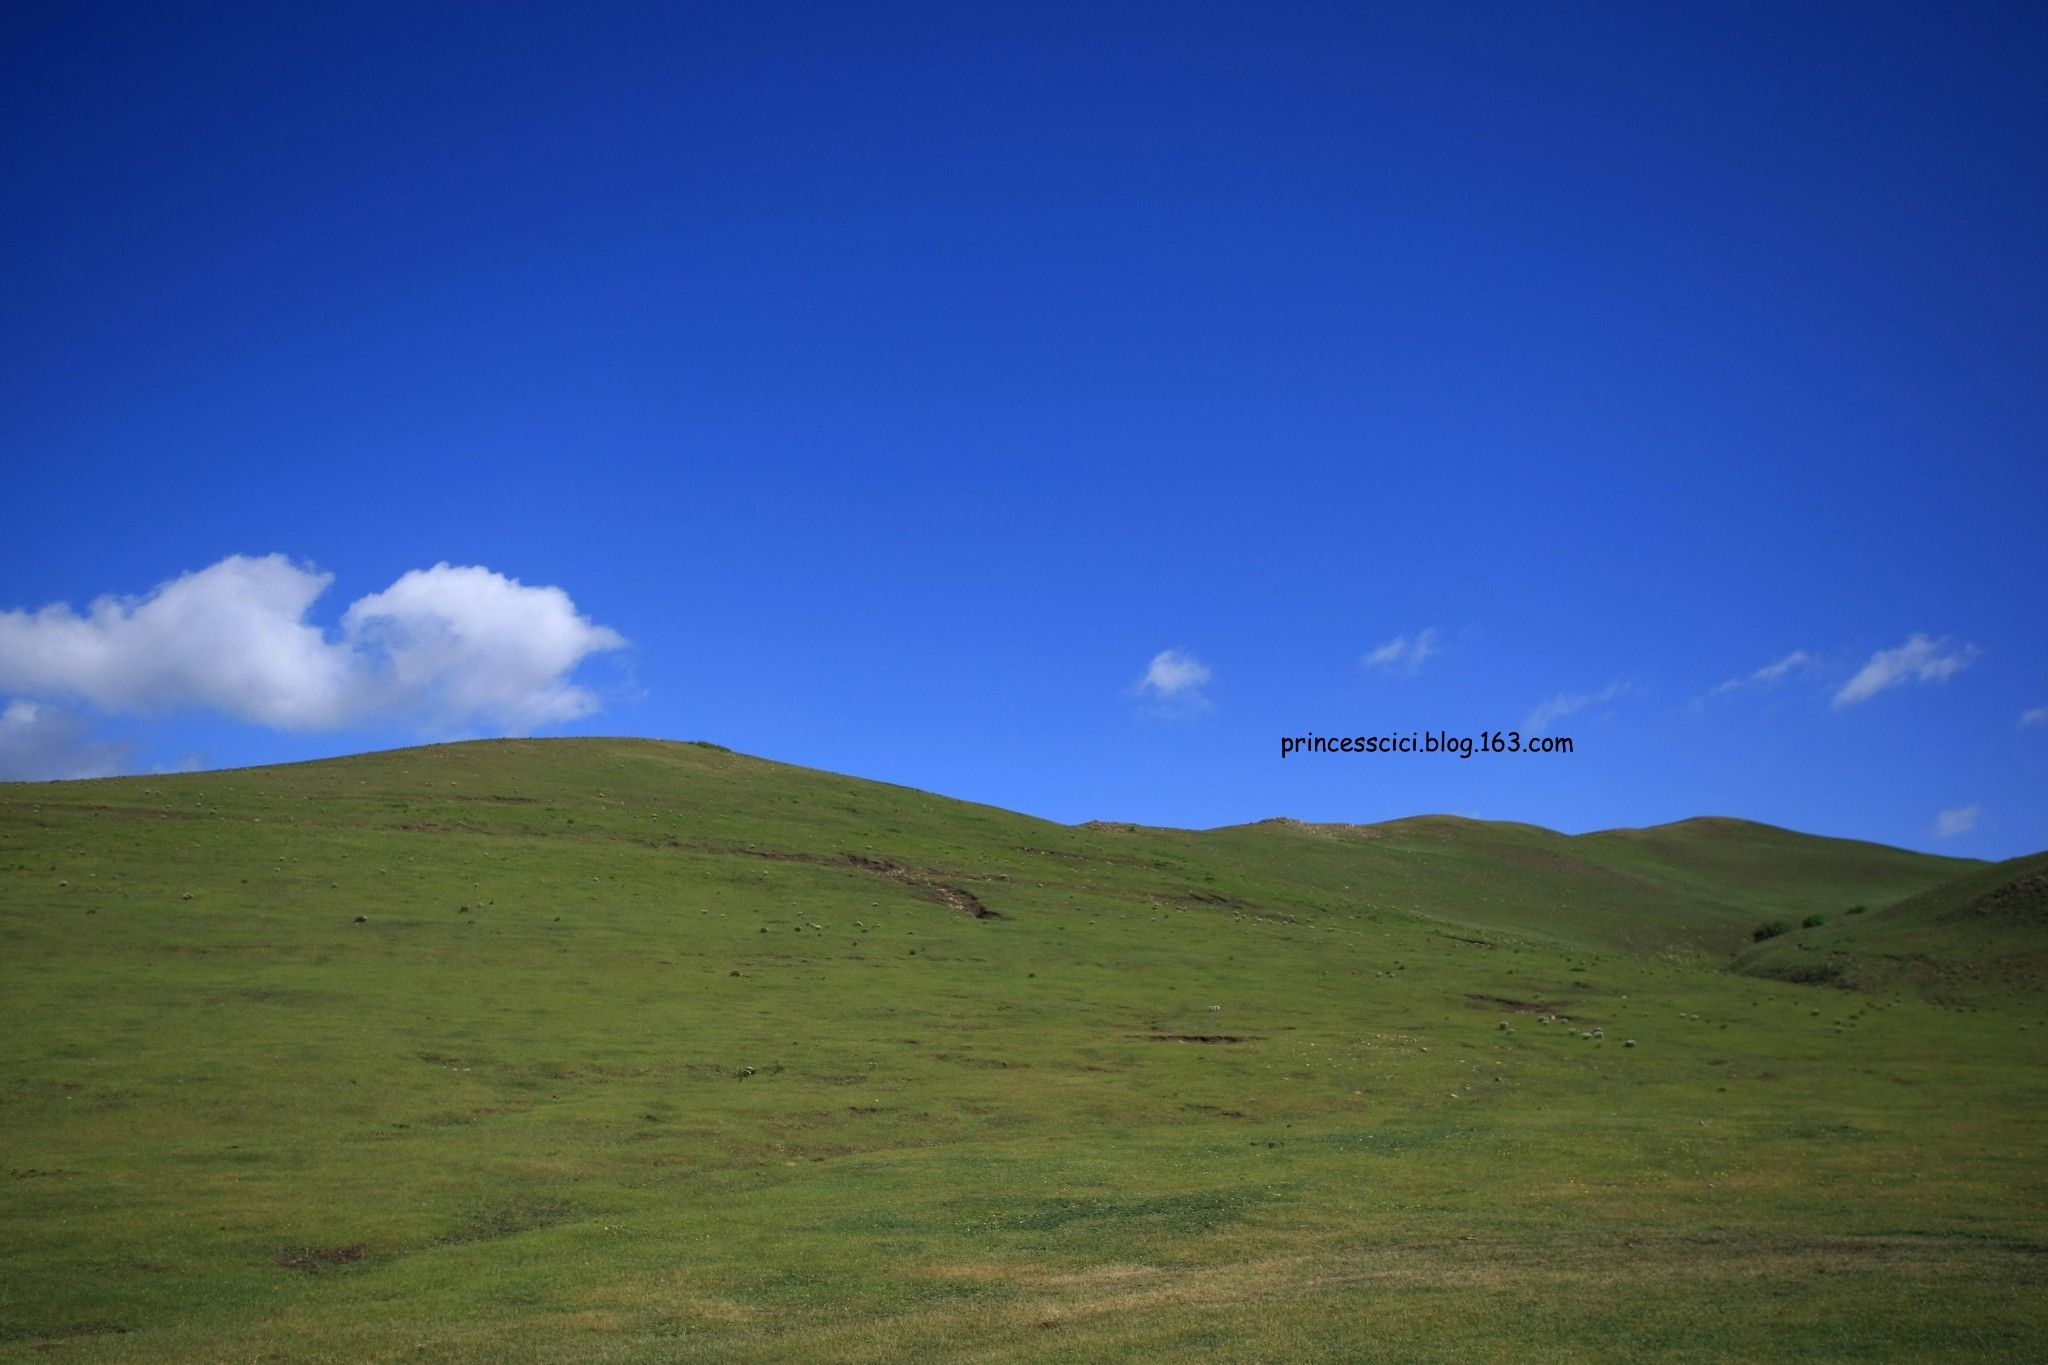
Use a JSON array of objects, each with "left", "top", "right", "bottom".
[
  {"left": 1752, "top": 920, "right": 1792, "bottom": 943},
  {"left": 1802, "top": 913, "right": 1827, "bottom": 929}
]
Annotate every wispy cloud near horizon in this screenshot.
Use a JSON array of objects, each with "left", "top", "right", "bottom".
[
  {"left": 1932, "top": 804, "right": 1981, "bottom": 839},
  {"left": 1362, "top": 628, "right": 1440, "bottom": 676},
  {"left": 1833, "top": 634, "right": 1978, "bottom": 707},
  {"left": 1525, "top": 681, "right": 1629, "bottom": 733},
  {"left": 1707, "top": 649, "right": 1813, "bottom": 698},
  {"left": 0, "top": 700, "right": 136, "bottom": 781}
]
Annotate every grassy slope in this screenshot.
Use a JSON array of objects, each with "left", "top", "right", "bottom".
[
  {"left": 1737, "top": 850, "right": 2048, "bottom": 1003},
  {"left": 1204, "top": 813, "right": 1971, "bottom": 959},
  {"left": 1, "top": 738, "right": 2042, "bottom": 1362}
]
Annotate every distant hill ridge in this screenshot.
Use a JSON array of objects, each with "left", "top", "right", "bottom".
[{"left": 3, "top": 736, "right": 1999, "bottom": 967}]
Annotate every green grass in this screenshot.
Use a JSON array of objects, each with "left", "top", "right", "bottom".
[
  {"left": 1737, "top": 848, "right": 2048, "bottom": 1003},
  {"left": 2, "top": 738, "right": 2042, "bottom": 1361}
]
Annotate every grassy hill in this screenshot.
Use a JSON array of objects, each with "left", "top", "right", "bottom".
[
  {"left": 1201, "top": 812, "right": 1970, "bottom": 959},
  {"left": 2, "top": 738, "right": 2042, "bottom": 1361},
  {"left": 1738, "top": 850, "right": 2048, "bottom": 1003}
]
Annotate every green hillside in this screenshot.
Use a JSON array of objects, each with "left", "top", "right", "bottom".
[
  {"left": 1738, "top": 850, "right": 2048, "bottom": 1002},
  {"left": 2, "top": 739, "right": 2042, "bottom": 1361},
  {"left": 1202, "top": 812, "right": 1970, "bottom": 958}
]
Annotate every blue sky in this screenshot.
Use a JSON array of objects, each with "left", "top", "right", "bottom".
[{"left": 2, "top": 2, "right": 2044, "bottom": 857}]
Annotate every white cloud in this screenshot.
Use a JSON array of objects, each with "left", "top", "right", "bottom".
[
  {"left": 0, "top": 700, "right": 136, "bottom": 781},
  {"left": 1525, "top": 681, "right": 1629, "bottom": 733},
  {"left": 0, "top": 555, "right": 625, "bottom": 735},
  {"left": 1362, "top": 628, "right": 1440, "bottom": 676},
  {"left": 1708, "top": 649, "right": 1812, "bottom": 697},
  {"left": 1932, "top": 804, "right": 1980, "bottom": 839},
  {"left": 2021, "top": 705, "right": 2048, "bottom": 728},
  {"left": 342, "top": 564, "right": 625, "bottom": 730},
  {"left": 0, "top": 556, "right": 353, "bottom": 727},
  {"left": 1832, "top": 634, "right": 1978, "bottom": 708},
  {"left": 1134, "top": 648, "right": 1213, "bottom": 712}
]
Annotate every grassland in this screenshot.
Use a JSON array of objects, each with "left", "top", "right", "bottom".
[
  {"left": 2, "top": 738, "right": 2042, "bottom": 1361},
  {"left": 1737, "top": 849, "right": 2048, "bottom": 1004}
]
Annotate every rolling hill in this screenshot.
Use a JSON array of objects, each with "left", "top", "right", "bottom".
[
  {"left": 1738, "top": 849, "right": 2048, "bottom": 1002},
  {"left": 1200, "top": 810, "right": 1971, "bottom": 958},
  {"left": 1, "top": 738, "right": 2041, "bottom": 1361}
]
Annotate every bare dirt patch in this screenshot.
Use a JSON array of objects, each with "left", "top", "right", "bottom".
[
  {"left": 274, "top": 1244, "right": 368, "bottom": 1274},
  {"left": 439, "top": 1197, "right": 577, "bottom": 1246},
  {"left": 1188, "top": 1103, "right": 1256, "bottom": 1119},
  {"left": 683, "top": 842, "right": 1003, "bottom": 916},
  {"left": 1465, "top": 994, "right": 1558, "bottom": 1014},
  {"left": 1255, "top": 817, "right": 1385, "bottom": 838},
  {"left": 842, "top": 854, "right": 1001, "bottom": 918}
]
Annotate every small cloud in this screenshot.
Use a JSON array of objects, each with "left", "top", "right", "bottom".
[
  {"left": 1932, "top": 804, "right": 1981, "bottom": 839},
  {"left": 2021, "top": 705, "right": 2048, "bottom": 728},
  {"left": 1362, "top": 628, "right": 1440, "bottom": 676},
  {"left": 0, "top": 700, "right": 136, "bottom": 781},
  {"left": 1133, "top": 648, "right": 1213, "bottom": 714},
  {"left": 1832, "top": 634, "right": 1978, "bottom": 708},
  {"left": 1525, "top": 681, "right": 1629, "bottom": 733},
  {"left": 1707, "top": 649, "right": 1812, "bottom": 698}
]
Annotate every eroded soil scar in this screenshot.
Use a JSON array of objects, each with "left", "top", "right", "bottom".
[
  {"left": 841, "top": 854, "right": 1001, "bottom": 919},
  {"left": 275, "top": 1244, "right": 367, "bottom": 1273}
]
